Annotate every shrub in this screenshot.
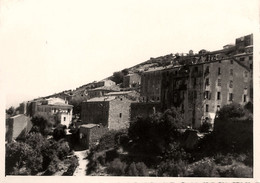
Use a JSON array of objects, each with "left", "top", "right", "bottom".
[
  {"left": 192, "top": 160, "right": 219, "bottom": 177},
  {"left": 6, "top": 142, "right": 43, "bottom": 175},
  {"left": 231, "top": 164, "right": 253, "bottom": 178},
  {"left": 107, "top": 158, "right": 127, "bottom": 176},
  {"left": 200, "top": 121, "right": 212, "bottom": 133},
  {"left": 62, "top": 156, "right": 79, "bottom": 176},
  {"left": 53, "top": 124, "right": 67, "bottom": 141},
  {"left": 127, "top": 162, "right": 148, "bottom": 176},
  {"left": 157, "top": 160, "right": 188, "bottom": 177},
  {"left": 43, "top": 157, "right": 60, "bottom": 175},
  {"left": 214, "top": 154, "right": 233, "bottom": 166},
  {"left": 163, "top": 142, "right": 190, "bottom": 162}
]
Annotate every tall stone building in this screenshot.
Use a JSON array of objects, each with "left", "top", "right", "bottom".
[{"left": 136, "top": 34, "right": 253, "bottom": 129}]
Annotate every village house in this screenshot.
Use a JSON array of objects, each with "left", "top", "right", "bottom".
[
  {"left": 81, "top": 96, "right": 132, "bottom": 130},
  {"left": 24, "top": 97, "right": 73, "bottom": 128}
]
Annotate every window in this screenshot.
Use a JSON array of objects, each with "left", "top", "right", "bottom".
[
  {"left": 218, "top": 67, "right": 221, "bottom": 75},
  {"left": 231, "top": 60, "right": 233, "bottom": 64},
  {"left": 205, "top": 91, "right": 210, "bottom": 99},
  {"left": 230, "top": 69, "right": 233, "bottom": 75},
  {"left": 244, "top": 71, "right": 248, "bottom": 78},
  {"left": 64, "top": 117, "right": 66, "bottom": 121},
  {"left": 217, "top": 92, "right": 221, "bottom": 100},
  {"left": 194, "top": 78, "right": 197, "bottom": 86},
  {"left": 205, "top": 66, "right": 209, "bottom": 73},
  {"left": 194, "top": 67, "right": 198, "bottom": 72},
  {"left": 249, "top": 56, "right": 253, "bottom": 60},
  {"left": 250, "top": 64, "right": 253, "bottom": 69},
  {"left": 205, "top": 78, "right": 209, "bottom": 86},
  {"left": 194, "top": 91, "right": 197, "bottom": 99},
  {"left": 206, "top": 104, "right": 209, "bottom": 112},
  {"left": 229, "top": 93, "right": 233, "bottom": 101},
  {"left": 217, "top": 105, "right": 220, "bottom": 112},
  {"left": 240, "top": 57, "right": 245, "bottom": 61},
  {"left": 218, "top": 79, "right": 221, "bottom": 86},
  {"left": 244, "top": 95, "right": 247, "bottom": 102},
  {"left": 229, "top": 80, "right": 233, "bottom": 88},
  {"left": 119, "top": 113, "right": 122, "bottom": 118}
]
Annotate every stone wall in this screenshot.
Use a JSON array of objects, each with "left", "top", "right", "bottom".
[
  {"left": 130, "top": 102, "right": 162, "bottom": 121},
  {"left": 108, "top": 97, "right": 132, "bottom": 130},
  {"left": 81, "top": 101, "right": 110, "bottom": 127}
]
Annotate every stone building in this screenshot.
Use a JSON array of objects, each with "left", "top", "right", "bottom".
[
  {"left": 81, "top": 96, "right": 132, "bottom": 130},
  {"left": 24, "top": 97, "right": 73, "bottom": 128},
  {"left": 87, "top": 85, "right": 120, "bottom": 99},
  {"left": 140, "top": 68, "right": 163, "bottom": 102},
  {"left": 135, "top": 34, "right": 253, "bottom": 129},
  {"left": 6, "top": 114, "right": 32, "bottom": 143},
  {"left": 123, "top": 73, "right": 141, "bottom": 88}
]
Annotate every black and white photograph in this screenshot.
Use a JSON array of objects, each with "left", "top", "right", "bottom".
[{"left": 1, "top": 0, "right": 259, "bottom": 182}]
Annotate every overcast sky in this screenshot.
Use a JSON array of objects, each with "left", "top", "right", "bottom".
[{"left": 0, "top": 0, "right": 258, "bottom": 108}]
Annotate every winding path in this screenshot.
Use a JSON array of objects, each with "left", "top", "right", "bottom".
[{"left": 73, "top": 150, "right": 89, "bottom": 176}]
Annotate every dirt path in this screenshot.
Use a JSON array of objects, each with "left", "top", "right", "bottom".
[{"left": 73, "top": 150, "right": 89, "bottom": 176}]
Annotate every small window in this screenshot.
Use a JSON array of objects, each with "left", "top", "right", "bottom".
[
  {"left": 244, "top": 71, "right": 248, "bottom": 78},
  {"left": 194, "top": 91, "right": 197, "bottom": 99},
  {"left": 194, "top": 67, "right": 198, "bottom": 72},
  {"left": 64, "top": 117, "right": 66, "bottom": 121},
  {"left": 250, "top": 64, "right": 253, "bottom": 69},
  {"left": 206, "top": 104, "right": 209, "bottom": 112},
  {"left": 205, "top": 78, "right": 209, "bottom": 86},
  {"left": 230, "top": 69, "right": 233, "bottom": 75},
  {"left": 229, "top": 93, "right": 233, "bottom": 101},
  {"left": 244, "top": 95, "right": 247, "bottom": 102},
  {"left": 231, "top": 60, "right": 233, "bottom": 64},
  {"left": 217, "top": 105, "right": 220, "bottom": 112},
  {"left": 194, "top": 78, "right": 197, "bottom": 86},
  {"left": 218, "top": 79, "right": 221, "bottom": 86},
  {"left": 205, "top": 91, "right": 209, "bottom": 99},
  {"left": 218, "top": 67, "right": 221, "bottom": 75},
  {"left": 249, "top": 56, "right": 253, "bottom": 60},
  {"left": 205, "top": 66, "right": 209, "bottom": 73},
  {"left": 119, "top": 113, "right": 122, "bottom": 118},
  {"left": 240, "top": 57, "right": 245, "bottom": 61},
  {"left": 229, "top": 81, "right": 233, "bottom": 88},
  {"left": 217, "top": 92, "right": 221, "bottom": 100}
]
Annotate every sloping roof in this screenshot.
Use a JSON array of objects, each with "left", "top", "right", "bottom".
[
  {"left": 86, "top": 96, "right": 116, "bottom": 102},
  {"left": 105, "top": 91, "right": 132, "bottom": 96},
  {"left": 81, "top": 124, "right": 98, "bottom": 128},
  {"left": 89, "top": 85, "right": 120, "bottom": 91}
]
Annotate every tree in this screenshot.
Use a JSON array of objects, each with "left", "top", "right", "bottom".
[
  {"left": 30, "top": 115, "right": 53, "bottom": 136},
  {"left": 6, "top": 106, "right": 15, "bottom": 116},
  {"left": 111, "top": 71, "right": 124, "bottom": 84},
  {"left": 6, "top": 142, "right": 43, "bottom": 175},
  {"left": 53, "top": 124, "right": 67, "bottom": 141},
  {"left": 128, "top": 108, "right": 185, "bottom": 155}
]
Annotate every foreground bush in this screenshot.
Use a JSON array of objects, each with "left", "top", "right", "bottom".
[
  {"left": 62, "top": 156, "right": 79, "bottom": 176},
  {"left": 107, "top": 158, "right": 127, "bottom": 176},
  {"left": 127, "top": 162, "right": 148, "bottom": 176},
  {"left": 157, "top": 160, "right": 188, "bottom": 177},
  {"left": 192, "top": 160, "right": 219, "bottom": 177},
  {"left": 231, "top": 164, "right": 253, "bottom": 178}
]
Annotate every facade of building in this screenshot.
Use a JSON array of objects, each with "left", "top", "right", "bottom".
[
  {"left": 27, "top": 97, "right": 73, "bottom": 128},
  {"left": 81, "top": 96, "right": 132, "bottom": 130},
  {"left": 136, "top": 34, "right": 253, "bottom": 129},
  {"left": 123, "top": 73, "right": 141, "bottom": 88},
  {"left": 6, "top": 114, "right": 32, "bottom": 143}
]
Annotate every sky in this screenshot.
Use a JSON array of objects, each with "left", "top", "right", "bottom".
[{"left": 0, "top": 0, "right": 259, "bottom": 108}]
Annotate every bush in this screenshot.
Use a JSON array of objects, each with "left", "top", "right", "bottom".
[
  {"left": 157, "top": 160, "right": 188, "bottom": 177},
  {"left": 200, "top": 121, "right": 212, "bottom": 133},
  {"left": 231, "top": 164, "right": 253, "bottom": 178},
  {"left": 107, "top": 158, "right": 127, "bottom": 176},
  {"left": 192, "top": 160, "right": 219, "bottom": 177},
  {"left": 6, "top": 142, "right": 43, "bottom": 175},
  {"left": 62, "top": 156, "right": 79, "bottom": 176},
  {"left": 53, "top": 124, "right": 67, "bottom": 141},
  {"left": 214, "top": 154, "right": 233, "bottom": 166},
  {"left": 127, "top": 162, "right": 148, "bottom": 176}
]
